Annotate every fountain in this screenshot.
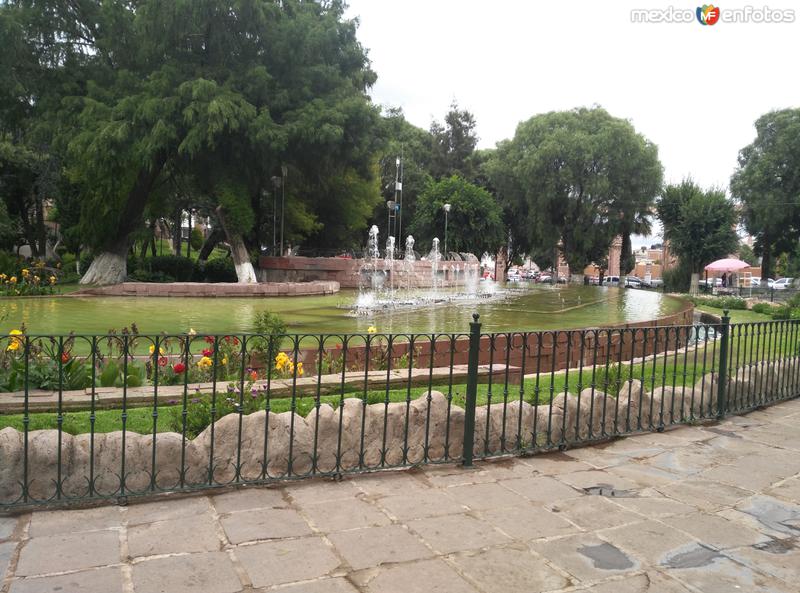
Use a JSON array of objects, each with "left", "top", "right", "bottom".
[{"left": 352, "top": 228, "right": 500, "bottom": 316}]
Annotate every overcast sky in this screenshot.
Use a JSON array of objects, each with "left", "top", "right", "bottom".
[{"left": 345, "top": 0, "right": 799, "bottom": 245}]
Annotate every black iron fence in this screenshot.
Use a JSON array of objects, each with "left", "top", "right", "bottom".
[{"left": 1, "top": 312, "right": 798, "bottom": 510}]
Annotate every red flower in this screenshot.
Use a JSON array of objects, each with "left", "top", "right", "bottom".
[
  {"left": 173, "top": 362, "right": 186, "bottom": 374},
  {"left": 61, "top": 351, "right": 70, "bottom": 364},
  {"left": 158, "top": 356, "right": 169, "bottom": 367},
  {"left": 233, "top": 337, "right": 240, "bottom": 346},
  {"left": 204, "top": 336, "right": 215, "bottom": 344},
  {"left": 202, "top": 348, "right": 213, "bottom": 357},
  {"left": 224, "top": 335, "right": 231, "bottom": 343},
  {"left": 249, "top": 370, "right": 258, "bottom": 381}
]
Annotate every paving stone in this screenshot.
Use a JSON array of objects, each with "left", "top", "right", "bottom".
[
  {"left": 125, "top": 495, "right": 212, "bottom": 526},
  {"left": 699, "top": 455, "right": 800, "bottom": 491},
  {"left": 1, "top": 541, "right": 15, "bottom": 582},
  {"left": 285, "top": 480, "right": 360, "bottom": 505},
  {"left": 478, "top": 503, "right": 576, "bottom": 541},
  {"left": 363, "top": 558, "right": 478, "bottom": 593},
  {"left": 28, "top": 506, "right": 121, "bottom": 537},
  {"left": 9, "top": 566, "right": 124, "bottom": 593},
  {"left": 449, "top": 545, "right": 569, "bottom": 593},
  {"left": 598, "top": 520, "right": 699, "bottom": 564},
  {"left": 221, "top": 507, "right": 312, "bottom": 544},
  {"left": 127, "top": 513, "right": 221, "bottom": 557},
  {"left": 726, "top": 539, "right": 800, "bottom": 584},
  {"left": 664, "top": 512, "right": 770, "bottom": 550},
  {"left": 766, "top": 477, "right": 800, "bottom": 502},
  {"left": 267, "top": 578, "right": 359, "bottom": 592},
  {"left": 530, "top": 534, "right": 639, "bottom": 581},
  {"left": 407, "top": 513, "right": 509, "bottom": 554},
  {"left": 0, "top": 516, "right": 18, "bottom": 540},
  {"left": 328, "top": 525, "right": 432, "bottom": 570},
  {"left": 300, "top": 498, "right": 389, "bottom": 532},
  {"left": 605, "top": 463, "right": 682, "bottom": 488},
  {"left": 546, "top": 496, "right": 642, "bottom": 531},
  {"left": 734, "top": 495, "right": 800, "bottom": 538},
  {"left": 132, "top": 551, "right": 242, "bottom": 593},
  {"left": 663, "top": 553, "right": 794, "bottom": 593},
  {"left": 235, "top": 536, "right": 340, "bottom": 588},
  {"left": 608, "top": 495, "right": 697, "bottom": 518},
  {"left": 351, "top": 472, "right": 431, "bottom": 496},
  {"left": 16, "top": 530, "right": 120, "bottom": 576},
  {"left": 577, "top": 571, "right": 694, "bottom": 592},
  {"left": 212, "top": 487, "right": 285, "bottom": 513},
  {"left": 446, "top": 482, "right": 526, "bottom": 510},
  {"left": 524, "top": 452, "right": 595, "bottom": 475},
  {"left": 656, "top": 478, "right": 753, "bottom": 511},
  {"left": 376, "top": 489, "right": 465, "bottom": 520},
  {"left": 497, "top": 475, "right": 582, "bottom": 503},
  {"left": 556, "top": 469, "right": 640, "bottom": 493}
]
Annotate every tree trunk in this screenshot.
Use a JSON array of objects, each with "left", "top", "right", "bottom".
[
  {"left": 173, "top": 210, "right": 182, "bottom": 256},
  {"left": 761, "top": 245, "right": 772, "bottom": 281},
  {"left": 197, "top": 228, "right": 224, "bottom": 262},
  {"left": 80, "top": 241, "right": 128, "bottom": 285},
  {"left": 598, "top": 269, "right": 605, "bottom": 286},
  {"left": 690, "top": 272, "right": 700, "bottom": 295},
  {"left": 216, "top": 206, "right": 257, "bottom": 283},
  {"left": 80, "top": 157, "right": 165, "bottom": 285}
]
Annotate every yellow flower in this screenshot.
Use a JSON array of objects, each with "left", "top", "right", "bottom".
[
  {"left": 21, "top": 269, "right": 29, "bottom": 277},
  {"left": 9, "top": 276, "right": 16, "bottom": 284},
  {"left": 297, "top": 362, "right": 304, "bottom": 377},
  {"left": 221, "top": 356, "right": 228, "bottom": 365},
  {"left": 367, "top": 326, "right": 377, "bottom": 334},
  {"left": 49, "top": 276, "right": 57, "bottom": 285},
  {"left": 188, "top": 328, "right": 197, "bottom": 336},
  {"left": 6, "top": 329, "right": 23, "bottom": 352},
  {"left": 148, "top": 345, "right": 165, "bottom": 356},
  {"left": 33, "top": 276, "right": 40, "bottom": 284},
  {"left": 197, "top": 356, "right": 213, "bottom": 369},
  {"left": 0, "top": 273, "right": 6, "bottom": 281}
]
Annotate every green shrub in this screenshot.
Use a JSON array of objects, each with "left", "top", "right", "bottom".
[
  {"left": 751, "top": 302, "right": 774, "bottom": 315},
  {"left": 138, "top": 255, "right": 195, "bottom": 282},
  {"left": 662, "top": 261, "right": 691, "bottom": 292},
  {"left": 689, "top": 296, "right": 747, "bottom": 310},
  {"left": 196, "top": 257, "right": 237, "bottom": 283},
  {"left": 190, "top": 228, "right": 204, "bottom": 251}
]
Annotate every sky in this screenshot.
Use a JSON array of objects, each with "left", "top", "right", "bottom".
[{"left": 345, "top": 0, "right": 799, "bottom": 246}]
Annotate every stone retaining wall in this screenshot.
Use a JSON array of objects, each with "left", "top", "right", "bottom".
[
  {"left": 1, "top": 355, "right": 794, "bottom": 505},
  {"left": 75, "top": 281, "right": 340, "bottom": 298},
  {"left": 258, "top": 255, "right": 480, "bottom": 289}
]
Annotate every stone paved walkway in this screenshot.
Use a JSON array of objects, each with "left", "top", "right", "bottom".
[{"left": 2, "top": 399, "right": 800, "bottom": 593}]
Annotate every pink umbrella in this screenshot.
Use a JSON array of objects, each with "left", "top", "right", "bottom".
[{"left": 704, "top": 258, "right": 750, "bottom": 272}]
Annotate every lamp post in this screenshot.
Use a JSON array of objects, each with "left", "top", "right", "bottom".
[
  {"left": 271, "top": 175, "right": 282, "bottom": 255},
  {"left": 443, "top": 203, "right": 451, "bottom": 259},
  {"left": 280, "top": 165, "right": 287, "bottom": 256}
]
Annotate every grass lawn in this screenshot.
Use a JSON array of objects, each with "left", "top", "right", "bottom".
[{"left": 693, "top": 304, "right": 773, "bottom": 323}]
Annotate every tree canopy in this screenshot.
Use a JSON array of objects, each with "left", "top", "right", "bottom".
[
  {"left": 485, "top": 107, "right": 662, "bottom": 275},
  {"left": 730, "top": 108, "right": 800, "bottom": 279},
  {"left": 657, "top": 180, "right": 739, "bottom": 289},
  {"left": 408, "top": 176, "right": 504, "bottom": 257}
]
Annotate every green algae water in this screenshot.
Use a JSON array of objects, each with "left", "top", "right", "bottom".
[{"left": 0, "top": 285, "right": 686, "bottom": 336}]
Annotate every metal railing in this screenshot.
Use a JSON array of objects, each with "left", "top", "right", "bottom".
[{"left": 1, "top": 311, "right": 798, "bottom": 510}]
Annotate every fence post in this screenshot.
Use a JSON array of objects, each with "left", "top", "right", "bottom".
[
  {"left": 716, "top": 309, "right": 731, "bottom": 419},
  {"left": 462, "top": 313, "right": 481, "bottom": 467}
]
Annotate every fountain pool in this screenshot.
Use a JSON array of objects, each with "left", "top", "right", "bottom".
[{"left": 0, "top": 285, "right": 688, "bottom": 335}]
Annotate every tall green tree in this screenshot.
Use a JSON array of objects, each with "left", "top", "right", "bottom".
[
  {"left": 429, "top": 102, "right": 478, "bottom": 180},
  {"left": 1, "top": 0, "right": 381, "bottom": 284},
  {"left": 408, "top": 176, "right": 504, "bottom": 256},
  {"left": 486, "top": 107, "right": 662, "bottom": 278},
  {"left": 657, "top": 180, "right": 739, "bottom": 293},
  {"left": 730, "top": 109, "right": 800, "bottom": 280}
]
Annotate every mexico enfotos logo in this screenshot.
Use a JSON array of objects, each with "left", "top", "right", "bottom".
[{"left": 631, "top": 5, "right": 795, "bottom": 23}]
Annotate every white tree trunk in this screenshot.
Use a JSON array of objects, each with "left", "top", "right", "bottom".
[
  {"left": 231, "top": 235, "right": 257, "bottom": 283},
  {"left": 79, "top": 252, "right": 127, "bottom": 285},
  {"left": 690, "top": 272, "right": 700, "bottom": 295}
]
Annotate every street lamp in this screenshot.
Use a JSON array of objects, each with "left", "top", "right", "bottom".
[
  {"left": 443, "top": 203, "right": 451, "bottom": 258},
  {"left": 271, "top": 175, "right": 282, "bottom": 255}
]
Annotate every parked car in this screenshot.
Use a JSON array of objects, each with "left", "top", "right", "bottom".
[
  {"left": 767, "top": 278, "right": 776, "bottom": 288},
  {"left": 603, "top": 275, "right": 620, "bottom": 286},
  {"left": 773, "top": 277, "right": 794, "bottom": 290},
  {"left": 624, "top": 276, "right": 642, "bottom": 288},
  {"left": 537, "top": 274, "right": 552, "bottom": 283},
  {"left": 749, "top": 277, "right": 761, "bottom": 287},
  {"left": 647, "top": 278, "right": 664, "bottom": 288},
  {"left": 589, "top": 276, "right": 600, "bottom": 285}
]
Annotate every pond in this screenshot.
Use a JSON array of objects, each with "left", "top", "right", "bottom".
[{"left": 0, "top": 285, "right": 687, "bottom": 336}]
